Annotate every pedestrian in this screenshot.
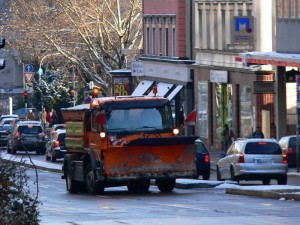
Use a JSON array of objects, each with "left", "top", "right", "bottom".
[
  {"left": 222, "top": 124, "right": 234, "bottom": 152},
  {"left": 40, "top": 107, "right": 49, "bottom": 128},
  {"left": 27, "top": 109, "right": 35, "bottom": 120},
  {"left": 57, "top": 110, "right": 65, "bottom": 124},
  {"left": 252, "top": 126, "right": 264, "bottom": 138},
  {"left": 50, "top": 109, "right": 58, "bottom": 127}
]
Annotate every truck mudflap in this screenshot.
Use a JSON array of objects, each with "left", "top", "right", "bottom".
[{"left": 104, "top": 136, "right": 198, "bottom": 180}]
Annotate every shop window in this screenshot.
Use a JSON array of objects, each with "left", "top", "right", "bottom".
[
  {"left": 240, "top": 85, "right": 253, "bottom": 138},
  {"left": 215, "top": 83, "right": 233, "bottom": 142},
  {"left": 197, "top": 81, "right": 208, "bottom": 138}
]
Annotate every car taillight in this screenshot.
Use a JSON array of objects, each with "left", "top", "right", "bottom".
[
  {"left": 282, "top": 153, "right": 288, "bottom": 164},
  {"left": 41, "top": 133, "right": 46, "bottom": 137},
  {"left": 15, "top": 132, "right": 20, "bottom": 137},
  {"left": 204, "top": 154, "right": 210, "bottom": 163},
  {"left": 286, "top": 148, "right": 293, "bottom": 154},
  {"left": 54, "top": 141, "right": 60, "bottom": 147},
  {"left": 238, "top": 153, "right": 245, "bottom": 163}
]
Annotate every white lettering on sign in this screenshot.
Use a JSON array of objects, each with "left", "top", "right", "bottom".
[{"left": 210, "top": 70, "right": 228, "bottom": 83}]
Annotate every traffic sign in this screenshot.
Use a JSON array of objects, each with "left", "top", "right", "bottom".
[
  {"left": 24, "top": 64, "right": 33, "bottom": 73},
  {"left": 24, "top": 72, "right": 35, "bottom": 83}
]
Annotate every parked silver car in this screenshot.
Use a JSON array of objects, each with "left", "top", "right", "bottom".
[{"left": 216, "top": 138, "right": 288, "bottom": 185}]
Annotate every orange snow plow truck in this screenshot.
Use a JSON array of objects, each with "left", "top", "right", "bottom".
[{"left": 61, "top": 95, "right": 198, "bottom": 194}]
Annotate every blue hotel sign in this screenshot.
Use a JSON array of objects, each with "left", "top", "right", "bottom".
[
  {"left": 232, "top": 16, "right": 254, "bottom": 43},
  {"left": 228, "top": 16, "right": 254, "bottom": 52}
]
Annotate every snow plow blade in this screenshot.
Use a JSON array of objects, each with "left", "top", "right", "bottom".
[{"left": 104, "top": 136, "right": 198, "bottom": 180}]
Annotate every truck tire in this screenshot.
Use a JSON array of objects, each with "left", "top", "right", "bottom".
[
  {"left": 66, "top": 166, "right": 80, "bottom": 194},
  {"left": 127, "top": 179, "right": 150, "bottom": 193},
  {"left": 85, "top": 163, "right": 105, "bottom": 195},
  {"left": 156, "top": 178, "right": 176, "bottom": 193}
]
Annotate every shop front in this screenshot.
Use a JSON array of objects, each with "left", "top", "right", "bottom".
[{"left": 194, "top": 66, "right": 275, "bottom": 150}]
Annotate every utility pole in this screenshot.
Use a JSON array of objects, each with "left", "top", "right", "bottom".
[{"left": 72, "top": 66, "right": 76, "bottom": 107}]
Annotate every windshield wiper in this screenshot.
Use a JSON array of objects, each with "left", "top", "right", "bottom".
[
  {"left": 135, "top": 126, "right": 163, "bottom": 132},
  {"left": 107, "top": 128, "right": 132, "bottom": 134}
]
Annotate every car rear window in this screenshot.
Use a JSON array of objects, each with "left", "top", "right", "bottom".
[
  {"left": 196, "top": 142, "right": 208, "bottom": 154},
  {"left": 244, "top": 142, "right": 282, "bottom": 155},
  {"left": 18, "top": 125, "right": 43, "bottom": 134},
  {"left": 289, "top": 137, "right": 300, "bottom": 149}
]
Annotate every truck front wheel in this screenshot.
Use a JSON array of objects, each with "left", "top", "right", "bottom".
[
  {"left": 156, "top": 178, "right": 176, "bottom": 193},
  {"left": 85, "top": 163, "right": 105, "bottom": 194}
]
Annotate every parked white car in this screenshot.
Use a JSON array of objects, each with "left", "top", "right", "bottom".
[{"left": 216, "top": 138, "right": 288, "bottom": 185}]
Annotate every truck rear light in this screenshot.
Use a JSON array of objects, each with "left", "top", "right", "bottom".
[
  {"left": 204, "top": 154, "right": 210, "bottom": 163},
  {"left": 238, "top": 153, "right": 245, "bottom": 163},
  {"left": 282, "top": 154, "right": 288, "bottom": 164},
  {"left": 286, "top": 147, "right": 293, "bottom": 154}
]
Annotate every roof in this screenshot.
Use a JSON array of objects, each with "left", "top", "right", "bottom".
[{"left": 240, "top": 51, "right": 300, "bottom": 67}]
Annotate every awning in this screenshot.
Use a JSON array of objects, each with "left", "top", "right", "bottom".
[
  {"left": 240, "top": 51, "right": 300, "bottom": 67},
  {"left": 166, "top": 85, "right": 183, "bottom": 100},
  {"left": 131, "top": 80, "right": 154, "bottom": 96},
  {"left": 148, "top": 82, "right": 174, "bottom": 97},
  {"left": 184, "top": 109, "right": 197, "bottom": 125}
]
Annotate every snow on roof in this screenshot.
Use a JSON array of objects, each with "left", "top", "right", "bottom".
[{"left": 61, "top": 104, "right": 90, "bottom": 111}]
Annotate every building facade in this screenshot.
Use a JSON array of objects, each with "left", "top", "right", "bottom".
[
  {"left": 193, "top": 0, "right": 277, "bottom": 150},
  {"left": 134, "top": 0, "right": 194, "bottom": 133}
]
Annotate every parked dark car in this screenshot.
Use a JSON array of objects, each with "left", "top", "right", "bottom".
[
  {"left": 0, "top": 124, "right": 13, "bottom": 146},
  {"left": 7, "top": 121, "right": 48, "bottom": 154},
  {"left": 45, "top": 129, "right": 67, "bottom": 162},
  {"left": 194, "top": 139, "right": 210, "bottom": 180},
  {"left": 278, "top": 135, "right": 300, "bottom": 167}
]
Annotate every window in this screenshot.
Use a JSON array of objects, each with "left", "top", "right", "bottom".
[
  {"left": 146, "top": 27, "right": 150, "bottom": 54},
  {"left": 165, "top": 28, "right": 169, "bottom": 56},
  {"left": 152, "top": 28, "right": 156, "bottom": 55},
  {"left": 172, "top": 28, "right": 176, "bottom": 57},
  {"left": 277, "top": 0, "right": 283, "bottom": 18},
  {"left": 197, "top": 81, "right": 208, "bottom": 139},
  {"left": 245, "top": 142, "right": 282, "bottom": 155},
  {"left": 240, "top": 86, "right": 253, "bottom": 138},
  {"left": 159, "top": 28, "right": 162, "bottom": 55}
]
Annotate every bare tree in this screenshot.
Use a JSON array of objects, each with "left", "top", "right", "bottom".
[{"left": 4, "top": 0, "right": 142, "bottom": 88}]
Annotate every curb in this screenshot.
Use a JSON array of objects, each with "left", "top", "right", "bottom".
[{"left": 226, "top": 188, "right": 300, "bottom": 201}]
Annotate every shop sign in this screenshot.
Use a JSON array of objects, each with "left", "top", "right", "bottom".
[
  {"left": 131, "top": 61, "right": 144, "bottom": 76},
  {"left": 210, "top": 70, "right": 228, "bottom": 83},
  {"left": 253, "top": 81, "right": 275, "bottom": 94},
  {"left": 113, "top": 77, "right": 131, "bottom": 96}
]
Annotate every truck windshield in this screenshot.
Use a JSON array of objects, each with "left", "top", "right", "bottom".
[{"left": 106, "top": 105, "right": 173, "bottom": 133}]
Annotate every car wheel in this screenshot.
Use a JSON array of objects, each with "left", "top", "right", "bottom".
[
  {"left": 216, "top": 166, "right": 224, "bottom": 181},
  {"left": 7, "top": 143, "right": 11, "bottom": 154},
  {"left": 202, "top": 169, "right": 210, "bottom": 180},
  {"left": 156, "top": 178, "right": 176, "bottom": 193},
  {"left": 230, "top": 166, "right": 236, "bottom": 181},
  {"left": 45, "top": 153, "right": 50, "bottom": 161},
  {"left": 50, "top": 151, "right": 56, "bottom": 162},
  {"left": 277, "top": 175, "right": 287, "bottom": 185},
  {"left": 85, "top": 163, "right": 105, "bottom": 195},
  {"left": 262, "top": 179, "right": 270, "bottom": 185},
  {"left": 12, "top": 146, "right": 17, "bottom": 155}
]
